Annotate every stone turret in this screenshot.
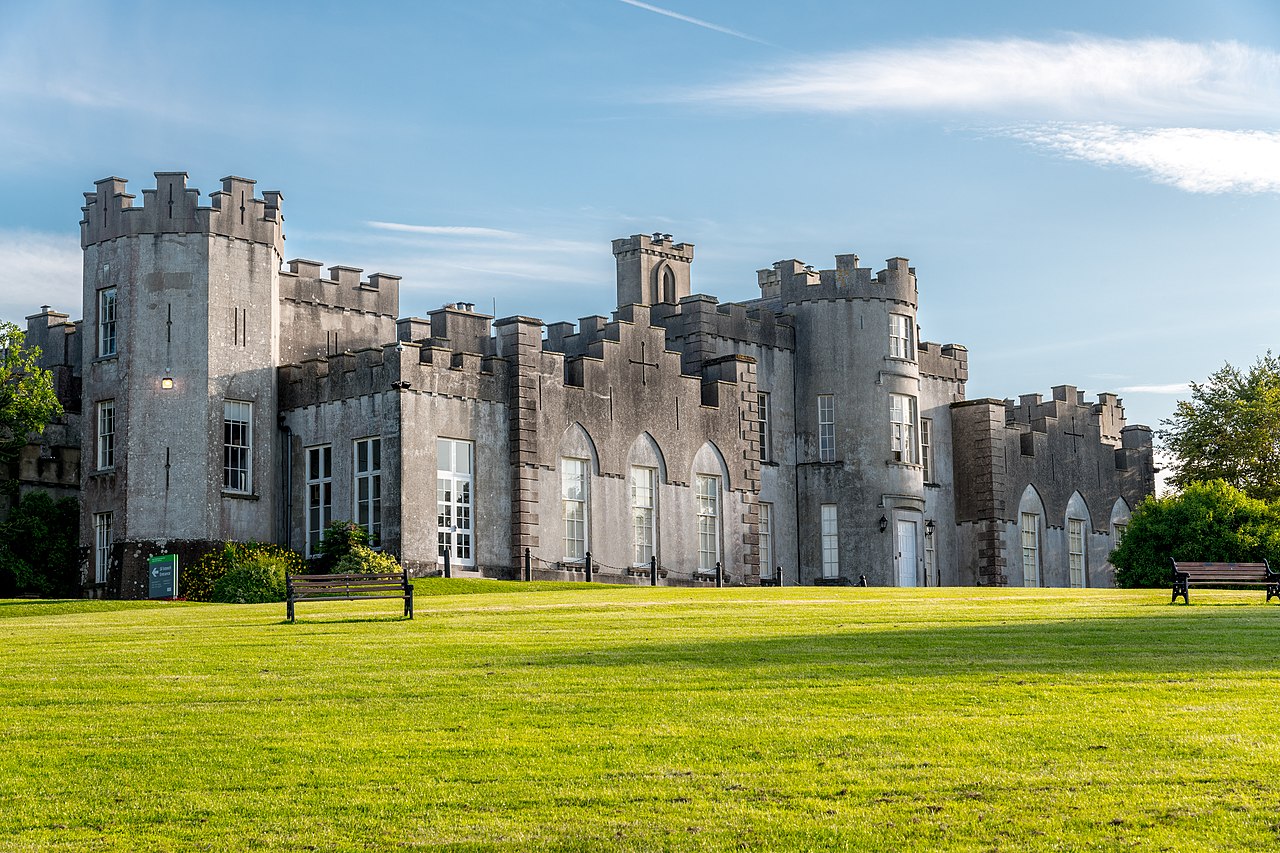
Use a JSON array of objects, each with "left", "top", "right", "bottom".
[{"left": 613, "top": 232, "right": 694, "bottom": 307}]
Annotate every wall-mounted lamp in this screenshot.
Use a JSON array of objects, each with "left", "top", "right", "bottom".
[
  {"left": 925, "top": 519, "right": 935, "bottom": 535},
  {"left": 160, "top": 377, "right": 174, "bottom": 390},
  {"left": 878, "top": 515, "right": 888, "bottom": 533}
]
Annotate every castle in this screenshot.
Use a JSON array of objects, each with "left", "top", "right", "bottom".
[{"left": 16, "top": 172, "right": 1156, "bottom": 596}]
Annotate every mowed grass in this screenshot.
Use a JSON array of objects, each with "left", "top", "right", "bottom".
[{"left": 3, "top": 583, "right": 1280, "bottom": 852}]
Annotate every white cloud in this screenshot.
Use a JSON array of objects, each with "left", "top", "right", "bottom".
[
  {"left": 691, "top": 37, "right": 1280, "bottom": 122},
  {"left": 366, "top": 222, "right": 522, "bottom": 239},
  {"left": 1117, "top": 383, "right": 1191, "bottom": 394},
  {"left": 0, "top": 231, "right": 81, "bottom": 324},
  {"left": 617, "top": 0, "right": 769, "bottom": 46},
  {"left": 1007, "top": 124, "right": 1280, "bottom": 193}
]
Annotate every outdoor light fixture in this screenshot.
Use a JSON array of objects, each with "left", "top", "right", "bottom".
[
  {"left": 925, "top": 519, "right": 935, "bottom": 534},
  {"left": 879, "top": 515, "right": 888, "bottom": 533},
  {"left": 160, "top": 377, "right": 174, "bottom": 390}
]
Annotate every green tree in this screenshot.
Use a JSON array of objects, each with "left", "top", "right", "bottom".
[
  {"left": 1111, "top": 480, "right": 1280, "bottom": 588},
  {"left": 0, "top": 321, "right": 63, "bottom": 476},
  {"left": 1160, "top": 353, "right": 1280, "bottom": 501},
  {"left": 0, "top": 491, "right": 85, "bottom": 597}
]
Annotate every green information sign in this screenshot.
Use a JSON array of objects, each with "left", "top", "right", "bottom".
[{"left": 148, "top": 554, "right": 179, "bottom": 600}]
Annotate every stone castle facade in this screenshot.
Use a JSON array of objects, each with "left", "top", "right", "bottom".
[{"left": 17, "top": 172, "right": 1156, "bottom": 596}]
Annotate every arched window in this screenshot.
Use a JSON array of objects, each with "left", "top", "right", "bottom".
[
  {"left": 662, "top": 265, "right": 676, "bottom": 303},
  {"left": 1066, "top": 491, "right": 1092, "bottom": 588},
  {"left": 1018, "top": 485, "right": 1045, "bottom": 588}
]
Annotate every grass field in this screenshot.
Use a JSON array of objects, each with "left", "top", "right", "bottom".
[{"left": 3, "top": 582, "right": 1279, "bottom": 852}]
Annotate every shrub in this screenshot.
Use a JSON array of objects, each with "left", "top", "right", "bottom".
[
  {"left": 212, "top": 554, "right": 288, "bottom": 604},
  {"left": 333, "top": 545, "right": 402, "bottom": 575},
  {"left": 0, "top": 491, "right": 85, "bottom": 598},
  {"left": 317, "top": 520, "right": 368, "bottom": 571},
  {"left": 1112, "top": 480, "right": 1280, "bottom": 587},
  {"left": 186, "top": 542, "right": 305, "bottom": 602}
]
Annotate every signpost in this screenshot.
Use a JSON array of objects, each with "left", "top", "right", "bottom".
[{"left": 148, "top": 554, "right": 179, "bottom": 600}]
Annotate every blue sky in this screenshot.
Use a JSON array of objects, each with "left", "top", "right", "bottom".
[{"left": 2, "top": 1, "right": 1279, "bottom": 433}]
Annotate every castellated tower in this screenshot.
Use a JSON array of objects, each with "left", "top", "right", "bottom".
[
  {"left": 760, "top": 253, "right": 945, "bottom": 587},
  {"left": 613, "top": 233, "right": 694, "bottom": 307},
  {"left": 80, "top": 173, "right": 284, "bottom": 596}
]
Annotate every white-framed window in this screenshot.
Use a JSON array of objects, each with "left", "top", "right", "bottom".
[
  {"left": 818, "top": 394, "right": 835, "bottom": 463},
  {"left": 630, "top": 466, "right": 657, "bottom": 566},
  {"left": 890, "top": 394, "right": 918, "bottom": 463},
  {"left": 223, "top": 401, "right": 252, "bottom": 493},
  {"left": 889, "top": 313, "right": 914, "bottom": 359},
  {"left": 93, "top": 511, "right": 112, "bottom": 584},
  {"left": 437, "top": 438, "right": 475, "bottom": 566},
  {"left": 96, "top": 400, "right": 115, "bottom": 470},
  {"left": 1020, "top": 512, "right": 1040, "bottom": 588},
  {"left": 924, "top": 525, "right": 937, "bottom": 587},
  {"left": 920, "top": 418, "right": 933, "bottom": 482},
  {"left": 562, "top": 457, "right": 589, "bottom": 561},
  {"left": 305, "top": 445, "right": 332, "bottom": 557},
  {"left": 821, "top": 504, "right": 839, "bottom": 579},
  {"left": 759, "top": 502, "right": 774, "bottom": 578},
  {"left": 696, "top": 474, "right": 721, "bottom": 572},
  {"left": 758, "top": 392, "right": 772, "bottom": 463},
  {"left": 98, "top": 288, "right": 117, "bottom": 358},
  {"left": 1113, "top": 521, "right": 1127, "bottom": 541},
  {"left": 354, "top": 437, "right": 382, "bottom": 546},
  {"left": 1068, "top": 518, "right": 1086, "bottom": 588}
]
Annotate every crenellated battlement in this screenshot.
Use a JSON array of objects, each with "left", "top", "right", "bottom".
[
  {"left": 919, "top": 341, "right": 968, "bottom": 383},
  {"left": 278, "top": 339, "right": 506, "bottom": 411},
  {"left": 1005, "top": 384, "right": 1128, "bottom": 446},
  {"left": 758, "top": 254, "right": 918, "bottom": 307},
  {"left": 80, "top": 172, "right": 284, "bottom": 253},
  {"left": 280, "top": 258, "right": 399, "bottom": 319}
]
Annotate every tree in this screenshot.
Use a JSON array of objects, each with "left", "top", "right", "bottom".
[
  {"left": 1111, "top": 480, "right": 1280, "bottom": 588},
  {"left": 1160, "top": 353, "right": 1280, "bottom": 502},
  {"left": 0, "top": 491, "right": 85, "bottom": 597},
  {"left": 0, "top": 321, "right": 63, "bottom": 475}
]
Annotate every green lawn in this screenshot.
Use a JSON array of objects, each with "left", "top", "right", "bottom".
[{"left": 3, "top": 583, "right": 1279, "bottom": 852}]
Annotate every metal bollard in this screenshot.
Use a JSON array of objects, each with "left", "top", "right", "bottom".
[
  {"left": 444, "top": 548, "right": 451, "bottom": 579},
  {"left": 778, "top": 566, "right": 784, "bottom": 587},
  {"left": 585, "top": 552, "right": 593, "bottom": 583},
  {"left": 715, "top": 561, "right": 723, "bottom": 588},
  {"left": 650, "top": 555, "right": 657, "bottom": 587},
  {"left": 858, "top": 574, "right": 867, "bottom": 587},
  {"left": 524, "top": 547, "right": 531, "bottom": 582}
]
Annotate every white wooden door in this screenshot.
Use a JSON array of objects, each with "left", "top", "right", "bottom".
[{"left": 896, "top": 520, "right": 918, "bottom": 587}]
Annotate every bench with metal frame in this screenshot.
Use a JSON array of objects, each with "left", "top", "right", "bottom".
[
  {"left": 286, "top": 569, "right": 414, "bottom": 621},
  {"left": 1170, "top": 559, "right": 1280, "bottom": 605}
]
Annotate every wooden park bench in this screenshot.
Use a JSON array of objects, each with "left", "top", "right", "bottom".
[
  {"left": 286, "top": 569, "right": 414, "bottom": 621},
  {"left": 1170, "top": 560, "right": 1280, "bottom": 605}
]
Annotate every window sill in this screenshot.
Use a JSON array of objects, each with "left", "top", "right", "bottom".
[
  {"left": 89, "top": 469, "right": 116, "bottom": 478},
  {"left": 883, "top": 355, "right": 917, "bottom": 365},
  {"left": 221, "top": 490, "right": 260, "bottom": 501},
  {"left": 92, "top": 355, "right": 119, "bottom": 364},
  {"left": 886, "top": 460, "right": 922, "bottom": 469}
]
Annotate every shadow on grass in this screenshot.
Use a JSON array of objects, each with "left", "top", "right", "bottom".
[{"left": 515, "top": 610, "right": 1280, "bottom": 677}]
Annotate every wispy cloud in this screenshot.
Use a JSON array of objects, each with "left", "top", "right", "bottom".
[
  {"left": 0, "top": 231, "right": 81, "bottom": 324},
  {"left": 1117, "top": 383, "right": 1191, "bottom": 394},
  {"left": 1007, "top": 125, "right": 1280, "bottom": 193},
  {"left": 367, "top": 221, "right": 522, "bottom": 239},
  {"left": 687, "top": 36, "right": 1280, "bottom": 193},
  {"left": 618, "top": 0, "right": 769, "bottom": 46},
  {"left": 690, "top": 37, "right": 1280, "bottom": 121}
]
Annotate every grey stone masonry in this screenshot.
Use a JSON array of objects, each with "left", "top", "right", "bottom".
[{"left": 13, "top": 168, "right": 1156, "bottom": 597}]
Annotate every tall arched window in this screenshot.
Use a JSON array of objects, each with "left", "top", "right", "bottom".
[
  {"left": 1018, "top": 485, "right": 1045, "bottom": 588},
  {"left": 662, "top": 265, "right": 676, "bottom": 303},
  {"left": 1066, "top": 491, "right": 1092, "bottom": 588}
]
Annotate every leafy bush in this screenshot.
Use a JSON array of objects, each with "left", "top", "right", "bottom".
[
  {"left": 1111, "top": 480, "right": 1280, "bottom": 587},
  {"left": 317, "top": 520, "right": 368, "bottom": 571},
  {"left": 333, "top": 545, "right": 402, "bottom": 575},
  {"left": 186, "top": 542, "right": 305, "bottom": 602},
  {"left": 212, "top": 554, "right": 288, "bottom": 604},
  {"left": 0, "top": 491, "right": 84, "bottom": 598}
]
